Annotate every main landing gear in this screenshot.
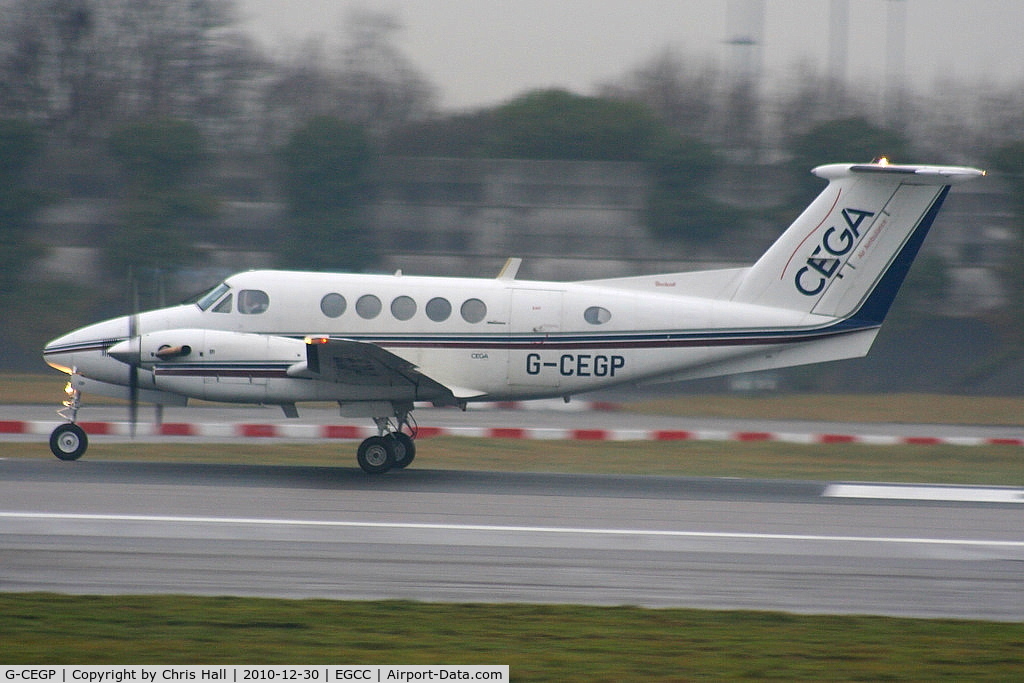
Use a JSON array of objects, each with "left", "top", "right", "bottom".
[
  {"left": 356, "top": 410, "right": 417, "bottom": 475},
  {"left": 46, "top": 380, "right": 419, "bottom": 474},
  {"left": 50, "top": 380, "right": 88, "bottom": 461}
]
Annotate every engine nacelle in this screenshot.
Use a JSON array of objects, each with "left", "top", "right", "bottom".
[
  {"left": 109, "top": 328, "right": 307, "bottom": 402},
  {"left": 110, "top": 328, "right": 304, "bottom": 365}
]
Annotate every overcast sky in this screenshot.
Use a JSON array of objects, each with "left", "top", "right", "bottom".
[{"left": 237, "top": 0, "right": 1024, "bottom": 110}]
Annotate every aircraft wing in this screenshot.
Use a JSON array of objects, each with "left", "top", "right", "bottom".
[{"left": 292, "top": 337, "right": 471, "bottom": 404}]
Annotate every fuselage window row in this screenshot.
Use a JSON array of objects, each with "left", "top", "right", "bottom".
[
  {"left": 233, "top": 291, "right": 610, "bottom": 327},
  {"left": 316, "top": 293, "right": 488, "bottom": 324}
]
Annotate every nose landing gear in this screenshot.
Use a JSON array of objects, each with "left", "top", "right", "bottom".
[{"left": 50, "top": 379, "right": 88, "bottom": 460}]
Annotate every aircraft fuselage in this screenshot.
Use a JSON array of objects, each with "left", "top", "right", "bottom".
[{"left": 44, "top": 268, "right": 852, "bottom": 407}]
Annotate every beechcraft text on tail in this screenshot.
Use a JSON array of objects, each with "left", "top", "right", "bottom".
[{"left": 42, "top": 160, "right": 985, "bottom": 473}]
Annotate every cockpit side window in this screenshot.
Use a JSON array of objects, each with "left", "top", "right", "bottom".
[
  {"left": 238, "top": 289, "right": 269, "bottom": 314},
  {"left": 196, "top": 283, "right": 230, "bottom": 311},
  {"left": 212, "top": 294, "right": 233, "bottom": 313}
]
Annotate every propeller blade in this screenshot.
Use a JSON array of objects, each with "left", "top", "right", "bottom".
[
  {"left": 128, "top": 362, "right": 138, "bottom": 437},
  {"left": 127, "top": 270, "right": 140, "bottom": 438}
]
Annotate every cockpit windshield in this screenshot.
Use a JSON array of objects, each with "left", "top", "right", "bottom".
[{"left": 195, "top": 282, "right": 230, "bottom": 311}]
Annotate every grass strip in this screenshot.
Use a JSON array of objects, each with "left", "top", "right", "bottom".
[
  {"left": 2, "top": 594, "right": 1023, "bottom": 680},
  {"left": 626, "top": 392, "right": 1024, "bottom": 426},
  {"left": 4, "top": 437, "right": 1024, "bottom": 485},
  {"left": 6, "top": 373, "right": 1024, "bottom": 426}
]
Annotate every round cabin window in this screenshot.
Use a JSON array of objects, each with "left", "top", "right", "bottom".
[
  {"left": 460, "top": 298, "right": 487, "bottom": 323},
  {"left": 426, "top": 297, "right": 452, "bottom": 322},
  {"left": 320, "top": 293, "right": 347, "bottom": 318},
  {"left": 391, "top": 295, "right": 417, "bottom": 321},
  {"left": 356, "top": 294, "right": 382, "bottom": 319}
]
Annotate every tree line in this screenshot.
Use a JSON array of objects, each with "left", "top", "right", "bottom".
[{"left": 2, "top": 0, "right": 1024, "bottom": 378}]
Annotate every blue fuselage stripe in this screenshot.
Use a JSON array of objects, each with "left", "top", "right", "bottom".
[{"left": 44, "top": 318, "right": 878, "bottom": 359}]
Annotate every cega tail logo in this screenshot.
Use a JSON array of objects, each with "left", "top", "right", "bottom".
[{"left": 794, "top": 207, "right": 875, "bottom": 296}]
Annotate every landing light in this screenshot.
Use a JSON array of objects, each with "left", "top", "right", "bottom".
[{"left": 872, "top": 156, "right": 891, "bottom": 166}]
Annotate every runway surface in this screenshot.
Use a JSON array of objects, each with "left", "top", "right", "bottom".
[{"left": 2, "top": 458, "right": 1023, "bottom": 621}]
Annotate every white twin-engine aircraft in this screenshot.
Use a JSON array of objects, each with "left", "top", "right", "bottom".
[{"left": 43, "top": 160, "right": 984, "bottom": 473}]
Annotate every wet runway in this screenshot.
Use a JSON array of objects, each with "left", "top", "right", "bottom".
[{"left": 2, "top": 458, "right": 1022, "bottom": 620}]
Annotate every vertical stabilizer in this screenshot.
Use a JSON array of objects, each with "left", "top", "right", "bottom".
[{"left": 732, "top": 162, "right": 983, "bottom": 324}]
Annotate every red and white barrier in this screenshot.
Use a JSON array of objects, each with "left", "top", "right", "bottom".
[{"left": 2, "top": 419, "right": 1022, "bottom": 447}]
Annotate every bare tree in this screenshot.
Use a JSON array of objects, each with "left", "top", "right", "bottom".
[
  {"left": 260, "top": 8, "right": 435, "bottom": 144},
  {"left": 102, "top": 0, "right": 261, "bottom": 145},
  {"left": 0, "top": 0, "right": 260, "bottom": 146},
  {"left": 599, "top": 48, "right": 721, "bottom": 139},
  {"left": 0, "top": 0, "right": 106, "bottom": 131},
  {"left": 337, "top": 8, "right": 436, "bottom": 132},
  {"left": 259, "top": 38, "right": 340, "bottom": 147}
]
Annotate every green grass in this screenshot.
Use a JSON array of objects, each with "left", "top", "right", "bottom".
[
  {"left": 2, "top": 595, "right": 1023, "bottom": 680},
  {"left": 5, "top": 436, "right": 1024, "bottom": 485},
  {"left": 628, "top": 392, "right": 1024, "bottom": 426},
  {"left": 0, "top": 373, "right": 125, "bottom": 405},
  {"left": 7, "top": 373, "right": 1024, "bottom": 425}
]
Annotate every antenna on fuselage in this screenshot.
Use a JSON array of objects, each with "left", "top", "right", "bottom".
[{"left": 497, "top": 257, "right": 522, "bottom": 280}]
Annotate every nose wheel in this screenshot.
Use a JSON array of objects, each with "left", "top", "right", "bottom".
[{"left": 50, "top": 422, "right": 88, "bottom": 461}]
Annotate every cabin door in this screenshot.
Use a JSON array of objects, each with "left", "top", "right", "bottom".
[{"left": 507, "top": 288, "right": 564, "bottom": 389}]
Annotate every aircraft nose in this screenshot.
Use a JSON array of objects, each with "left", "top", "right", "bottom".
[
  {"left": 43, "top": 332, "right": 80, "bottom": 374},
  {"left": 42, "top": 316, "right": 132, "bottom": 375}
]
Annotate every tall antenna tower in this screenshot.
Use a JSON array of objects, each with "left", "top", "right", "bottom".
[
  {"left": 724, "top": 0, "right": 766, "bottom": 159},
  {"left": 885, "top": 0, "right": 908, "bottom": 124},
  {"left": 725, "top": 0, "right": 765, "bottom": 86},
  {"left": 828, "top": 0, "right": 850, "bottom": 85}
]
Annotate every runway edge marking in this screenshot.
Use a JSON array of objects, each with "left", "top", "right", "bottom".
[
  {"left": 824, "top": 483, "right": 1024, "bottom": 503},
  {"left": 2, "top": 511, "right": 1023, "bottom": 547},
  {"left": 2, "top": 419, "right": 1023, "bottom": 447}
]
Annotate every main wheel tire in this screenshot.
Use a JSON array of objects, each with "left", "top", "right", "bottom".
[
  {"left": 50, "top": 423, "right": 88, "bottom": 461},
  {"left": 357, "top": 436, "right": 395, "bottom": 474},
  {"left": 391, "top": 432, "right": 416, "bottom": 469}
]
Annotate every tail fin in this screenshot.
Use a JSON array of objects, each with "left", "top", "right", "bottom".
[{"left": 732, "top": 162, "right": 984, "bottom": 324}]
